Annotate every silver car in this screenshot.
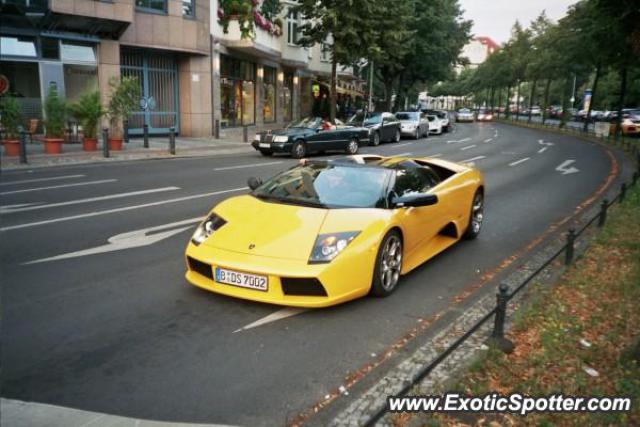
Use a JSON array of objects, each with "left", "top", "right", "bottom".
[
  {"left": 457, "top": 108, "right": 475, "bottom": 122},
  {"left": 396, "top": 111, "right": 429, "bottom": 139}
]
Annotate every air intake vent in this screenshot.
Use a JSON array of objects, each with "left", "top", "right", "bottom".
[
  {"left": 188, "top": 257, "right": 213, "bottom": 280},
  {"left": 281, "top": 278, "right": 328, "bottom": 296}
]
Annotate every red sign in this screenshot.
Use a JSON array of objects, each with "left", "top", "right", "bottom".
[{"left": 0, "top": 74, "right": 9, "bottom": 95}]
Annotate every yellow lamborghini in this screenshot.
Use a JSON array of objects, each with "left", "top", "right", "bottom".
[{"left": 185, "top": 155, "right": 484, "bottom": 307}]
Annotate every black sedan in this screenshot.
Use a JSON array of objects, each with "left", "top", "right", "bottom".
[
  {"left": 251, "top": 117, "right": 370, "bottom": 159},
  {"left": 348, "top": 112, "right": 401, "bottom": 146}
]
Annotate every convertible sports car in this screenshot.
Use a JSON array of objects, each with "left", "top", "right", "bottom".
[
  {"left": 185, "top": 155, "right": 484, "bottom": 307},
  {"left": 252, "top": 117, "right": 369, "bottom": 158}
]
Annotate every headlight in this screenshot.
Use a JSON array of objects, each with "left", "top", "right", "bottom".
[
  {"left": 309, "top": 231, "right": 360, "bottom": 263},
  {"left": 191, "top": 213, "right": 227, "bottom": 245},
  {"left": 253, "top": 134, "right": 261, "bottom": 141},
  {"left": 486, "top": 115, "right": 493, "bottom": 120},
  {"left": 273, "top": 135, "right": 289, "bottom": 143}
]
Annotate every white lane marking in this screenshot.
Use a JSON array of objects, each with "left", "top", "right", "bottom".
[
  {"left": 24, "top": 217, "right": 202, "bottom": 264},
  {"left": 446, "top": 137, "right": 471, "bottom": 144},
  {"left": 461, "top": 156, "right": 486, "bottom": 163},
  {"left": 214, "top": 161, "right": 283, "bottom": 171},
  {"left": 460, "top": 144, "right": 476, "bottom": 151},
  {"left": 538, "top": 139, "right": 554, "bottom": 146},
  {"left": 509, "top": 157, "right": 530, "bottom": 167},
  {"left": 0, "top": 179, "right": 117, "bottom": 195},
  {"left": 234, "top": 308, "right": 308, "bottom": 333},
  {"left": 0, "top": 174, "right": 85, "bottom": 186},
  {"left": 394, "top": 152, "right": 412, "bottom": 157},
  {"left": 556, "top": 159, "right": 580, "bottom": 175},
  {"left": 0, "top": 187, "right": 247, "bottom": 232},
  {"left": 393, "top": 142, "right": 412, "bottom": 148},
  {"left": 538, "top": 147, "right": 549, "bottom": 154},
  {"left": 484, "top": 138, "right": 493, "bottom": 143},
  {"left": 428, "top": 153, "right": 443, "bottom": 158},
  {"left": 1, "top": 203, "right": 43, "bottom": 209},
  {"left": 0, "top": 187, "right": 180, "bottom": 214}
]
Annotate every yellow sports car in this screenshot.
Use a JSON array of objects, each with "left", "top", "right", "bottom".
[{"left": 185, "top": 155, "right": 485, "bottom": 307}]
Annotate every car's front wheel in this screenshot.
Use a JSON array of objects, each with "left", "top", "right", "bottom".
[
  {"left": 414, "top": 128, "right": 420, "bottom": 140},
  {"left": 345, "top": 137, "right": 359, "bottom": 155},
  {"left": 463, "top": 189, "right": 484, "bottom": 240},
  {"left": 370, "top": 230, "right": 403, "bottom": 297},
  {"left": 291, "top": 140, "right": 306, "bottom": 159},
  {"left": 370, "top": 131, "right": 381, "bottom": 146},
  {"left": 394, "top": 128, "right": 401, "bottom": 142}
]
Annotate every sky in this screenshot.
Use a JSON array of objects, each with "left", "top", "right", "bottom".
[{"left": 458, "top": 0, "right": 579, "bottom": 44}]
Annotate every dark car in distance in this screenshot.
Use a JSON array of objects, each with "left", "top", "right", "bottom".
[
  {"left": 251, "top": 117, "right": 370, "bottom": 159},
  {"left": 348, "top": 112, "right": 401, "bottom": 146}
]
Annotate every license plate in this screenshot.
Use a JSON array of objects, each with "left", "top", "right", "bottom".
[
  {"left": 259, "top": 142, "right": 270, "bottom": 148},
  {"left": 215, "top": 267, "right": 268, "bottom": 292}
]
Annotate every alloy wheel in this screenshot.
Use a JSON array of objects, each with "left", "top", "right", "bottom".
[
  {"left": 471, "top": 193, "right": 484, "bottom": 234},
  {"left": 347, "top": 138, "right": 359, "bottom": 154},
  {"left": 380, "top": 235, "right": 402, "bottom": 291}
]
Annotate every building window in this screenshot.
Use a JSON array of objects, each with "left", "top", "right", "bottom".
[
  {"left": 0, "top": 36, "right": 37, "bottom": 58},
  {"left": 220, "top": 55, "right": 256, "bottom": 127},
  {"left": 320, "top": 42, "right": 330, "bottom": 62},
  {"left": 182, "top": 0, "right": 194, "bottom": 17},
  {"left": 61, "top": 42, "right": 96, "bottom": 63},
  {"left": 287, "top": 10, "right": 299, "bottom": 46},
  {"left": 135, "top": 0, "right": 167, "bottom": 13},
  {"left": 280, "top": 71, "right": 293, "bottom": 122},
  {"left": 263, "top": 66, "right": 276, "bottom": 123},
  {"left": 64, "top": 65, "right": 98, "bottom": 103}
]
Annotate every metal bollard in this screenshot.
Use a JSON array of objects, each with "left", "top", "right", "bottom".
[
  {"left": 565, "top": 228, "right": 575, "bottom": 266},
  {"left": 598, "top": 199, "right": 609, "bottom": 227},
  {"left": 19, "top": 130, "right": 28, "bottom": 164},
  {"left": 124, "top": 119, "right": 129, "bottom": 144},
  {"left": 620, "top": 183, "right": 627, "bottom": 203},
  {"left": 214, "top": 119, "right": 220, "bottom": 139},
  {"left": 488, "top": 284, "right": 515, "bottom": 353},
  {"left": 633, "top": 172, "right": 639, "bottom": 187},
  {"left": 243, "top": 125, "right": 248, "bottom": 143},
  {"left": 102, "top": 127, "right": 110, "bottom": 158},
  {"left": 143, "top": 124, "right": 149, "bottom": 148},
  {"left": 169, "top": 126, "right": 176, "bottom": 155}
]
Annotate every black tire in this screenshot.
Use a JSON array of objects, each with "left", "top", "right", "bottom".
[
  {"left": 370, "top": 131, "right": 381, "bottom": 146},
  {"left": 291, "top": 140, "right": 306, "bottom": 159},
  {"left": 414, "top": 128, "right": 420, "bottom": 140},
  {"left": 393, "top": 128, "right": 401, "bottom": 142},
  {"left": 345, "top": 137, "right": 359, "bottom": 155},
  {"left": 463, "top": 189, "right": 484, "bottom": 240},
  {"left": 259, "top": 150, "right": 272, "bottom": 156},
  {"left": 370, "top": 230, "right": 403, "bottom": 297}
]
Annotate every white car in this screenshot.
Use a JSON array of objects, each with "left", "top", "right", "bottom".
[
  {"left": 435, "top": 110, "right": 451, "bottom": 132},
  {"left": 456, "top": 108, "right": 475, "bottom": 122},
  {"left": 426, "top": 114, "right": 443, "bottom": 134}
]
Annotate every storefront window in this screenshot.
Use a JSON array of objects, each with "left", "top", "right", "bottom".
[
  {"left": 220, "top": 55, "right": 255, "bottom": 127},
  {"left": 263, "top": 66, "right": 276, "bottom": 123},
  {"left": 280, "top": 72, "right": 293, "bottom": 122},
  {"left": 0, "top": 61, "right": 42, "bottom": 122},
  {"left": 0, "top": 36, "right": 37, "bottom": 57},
  {"left": 61, "top": 42, "right": 96, "bottom": 63},
  {"left": 64, "top": 64, "right": 97, "bottom": 103}
]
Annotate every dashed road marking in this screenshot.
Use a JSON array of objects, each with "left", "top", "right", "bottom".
[
  {"left": 538, "top": 147, "right": 549, "bottom": 154},
  {"left": 484, "top": 138, "right": 493, "bottom": 143},
  {"left": 509, "top": 157, "right": 530, "bottom": 167},
  {"left": 460, "top": 144, "right": 476, "bottom": 151},
  {"left": 0, "top": 174, "right": 85, "bottom": 186},
  {"left": 393, "top": 142, "right": 413, "bottom": 148},
  {"left": 395, "top": 152, "right": 412, "bottom": 157},
  {"left": 214, "top": 161, "right": 283, "bottom": 171},
  {"left": 461, "top": 156, "right": 486, "bottom": 163},
  {"left": 0, "top": 179, "right": 117, "bottom": 195},
  {"left": 234, "top": 308, "right": 308, "bottom": 333},
  {"left": 446, "top": 137, "right": 471, "bottom": 144}
]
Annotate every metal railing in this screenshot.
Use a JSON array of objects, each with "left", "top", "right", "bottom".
[{"left": 364, "top": 152, "right": 640, "bottom": 426}]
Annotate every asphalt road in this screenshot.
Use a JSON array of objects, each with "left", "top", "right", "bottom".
[{"left": 0, "top": 122, "right": 618, "bottom": 426}]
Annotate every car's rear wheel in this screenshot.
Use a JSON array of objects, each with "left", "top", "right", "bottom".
[
  {"left": 291, "top": 140, "right": 306, "bottom": 159},
  {"left": 394, "top": 129, "right": 401, "bottom": 142},
  {"left": 370, "top": 131, "right": 380, "bottom": 146},
  {"left": 259, "top": 150, "right": 272, "bottom": 156},
  {"left": 370, "top": 231, "right": 403, "bottom": 297},
  {"left": 346, "top": 137, "right": 359, "bottom": 154},
  {"left": 463, "top": 190, "right": 484, "bottom": 240},
  {"left": 414, "top": 128, "right": 420, "bottom": 140}
]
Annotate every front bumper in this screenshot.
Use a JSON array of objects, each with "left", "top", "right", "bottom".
[
  {"left": 252, "top": 140, "right": 293, "bottom": 153},
  {"left": 184, "top": 240, "right": 376, "bottom": 308}
]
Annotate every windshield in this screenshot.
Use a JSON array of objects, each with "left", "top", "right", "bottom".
[
  {"left": 252, "top": 163, "right": 391, "bottom": 208},
  {"left": 288, "top": 117, "right": 321, "bottom": 129},
  {"left": 427, "top": 115, "right": 436, "bottom": 121},
  {"left": 459, "top": 109, "right": 471, "bottom": 113},
  {"left": 350, "top": 113, "right": 383, "bottom": 125},
  {"left": 396, "top": 112, "right": 419, "bottom": 121}
]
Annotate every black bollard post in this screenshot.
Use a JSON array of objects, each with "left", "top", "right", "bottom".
[
  {"left": 598, "top": 199, "right": 609, "bottom": 227},
  {"left": 102, "top": 127, "right": 110, "bottom": 158},
  {"left": 488, "top": 284, "right": 515, "bottom": 353},
  {"left": 565, "top": 228, "right": 575, "bottom": 266},
  {"left": 124, "top": 119, "right": 129, "bottom": 144},
  {"left": 169, "top": 126, "right": 176, "bottom": 155},
  {"left": 243, "top": 125, "right": 248, "bottom": 143},
  {"left": 633, "top": 172, "right": 638, "bottom": 187},
  {"left": 19, "top": 129, "right": 28, "bottom": 164},
  {"left": 143, "top": 124, "right": 149, "bottom": 148},
  {"left": 214, "top": 119, "right": 220, "bottom": 139},
  {"left": 620, "top": 183, "right": 627, "bottom": 203}
]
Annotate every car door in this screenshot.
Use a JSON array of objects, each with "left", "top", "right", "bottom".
[
  {"left": 306, "top": 126, "right": 342, "bottom": 152},
  {"left": 381, "top": 113, "right": 394, "bottom": 140}
]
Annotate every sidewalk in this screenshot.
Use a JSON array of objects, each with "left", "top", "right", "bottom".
[
  {"left": 0, "top": 399, "right": 236, "bottom": 427},
  {"left": 1, "top": 136, "right": 254, "bottom": 170}
]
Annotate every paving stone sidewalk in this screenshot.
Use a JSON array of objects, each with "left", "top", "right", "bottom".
[{"left": 1, "top": 137, "right": 253, "bottom": 170}]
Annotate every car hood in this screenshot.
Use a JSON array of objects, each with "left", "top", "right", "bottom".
[
  {"left": 203, "top": 195, "right": 388, "bottom": 261},
  {"left": 399, "top": 120, "right": 418, "bottom": 125},
  {"left": 260, "top": 128, "right": 313, "bottom": 138}
]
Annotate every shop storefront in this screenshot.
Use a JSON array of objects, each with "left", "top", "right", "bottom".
[
  {"left": 220, "top": 55, "right": 256, "bottom": 127},
  {"left": 262, "top": 65, "right": 276, "bottom": 123},
  {"left": 280, "top": 70, "right": 294, "bottom": 122}
]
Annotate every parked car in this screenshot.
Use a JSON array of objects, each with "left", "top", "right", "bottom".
[
  {"left": 421, "top": 109, "right": 451, "bottom": 132},
  {"left": 456, "top": 108, "right": 475, "bottom": 122},
  {"left": 348, "top": 112, "right": 401, "bottom": 146},
  {"left": 396, "top": 111, "right": 429, "bottom": 139},
  {"left": 251, "top": 116, "right": 369, "bottom": 158},
  {"left": 476, "top": 109, "right": 494, "bottom": 122},
  {"left": 609, "top": 109, "right": 640, "bottom": 136},
  {"left": 426, "top": 114, "right": 443, "bottom": 134},
  {"left": 530, "top": 106, "right": 542, "bottom": 116}
]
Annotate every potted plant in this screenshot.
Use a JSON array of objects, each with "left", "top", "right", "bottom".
[
  {"left": 107, "top": 76, "right": 140, "bottom": 151},
  {"left": 0, "top": 96, "right": 22, "bottom": 157},
  {"left": 43, "top": 86, "right": 67, "bottom": 154},
  {"left": 70, "top": 91, "right": 103, "bottom": 152}
]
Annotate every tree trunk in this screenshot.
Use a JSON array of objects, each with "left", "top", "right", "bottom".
[
  {"left": 528, "top": 79, "right": 537, "bottom": 123},
  {"left": 542, "top": 78, "right": 551, "bottom": 125},
  {"left": 497, "top": 87, "right": 503, "bottom": 119},
  {"left": 614, "top": 62, "right": 627, "bottom": 140},
  {"left": 584, "top": 63, "right": 601, "bottom": 133},
  {"left": 515, "top": 81, "right": 522, "bottom": 121},
  {"left": 505, "top": 85, "right": 511, "bottom": 118},
  {"left": 384, "top": 79, "right": 394, "bottom": 111},
  {"left": 330, "top": 58, "right": 337, "bottom": 122},
  {"left": 393, "top": 72, "right": 405, "bottom": 112},
  {"left": 560, "top": 75, "right": 571, "bottom": 128}
]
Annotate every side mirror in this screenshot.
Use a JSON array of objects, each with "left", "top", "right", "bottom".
[
  {"left": 247, "top": 177, "right": 262, "bottom": 190},
  {"left": 392, "top": 193, "right": 438, "bottom": 208}
]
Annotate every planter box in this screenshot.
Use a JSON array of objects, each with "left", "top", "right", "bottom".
[
  {"left": 44, "top": 138, "right": 64, "bottom": 154},
  {"left": 2, "top": 140, "right": 20, "bottom": 157},
  {"left": 83, "top": 137, "right": 98, "bottom": 152}
]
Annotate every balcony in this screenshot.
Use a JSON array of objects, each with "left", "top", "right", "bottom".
[{"left": 218, "top": 20, "right": 282, "bottom": 60}]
